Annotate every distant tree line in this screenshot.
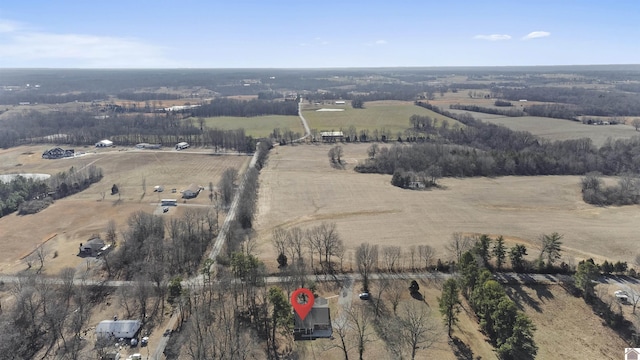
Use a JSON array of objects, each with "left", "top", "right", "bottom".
[
  {"left": 0, "top": 110, "right": 256, "bottom": 152},
  {"left": 355, "top": 102, "right": 640, "bottom": 178},
  {"left": 497, "top": 86, "right": 640, "bottom": 117},
  {"left": 115, "top": 92, "right": 181, "bottom": 102},
  {"left": 191, "top": 98, "right": 298, "bottom": 117},
  {"left": 0, "top": 91, "right": 107, "bottom": 105},
  {"left": 257, "top": 91, "right": 284, "bottom": 100},
  {"left": 450, "top": 103, "right": 524, "bottom": 117}
]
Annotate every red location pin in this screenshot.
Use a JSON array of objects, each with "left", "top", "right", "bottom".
[{"left": 291, "top": 288, "right": 315, "bottom": 320}]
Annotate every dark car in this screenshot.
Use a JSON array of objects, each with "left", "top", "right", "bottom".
[{"left": 359, "top": 292, "right": 370, "bottom": 300}]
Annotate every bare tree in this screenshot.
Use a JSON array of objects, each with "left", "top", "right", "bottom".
[
  {"left": 388, "top": 280, "right": 405, "bottom": 315},
  {"left": 356, "top": 243, "right": 378, "bottom": 292},
  {"left": 408, "top": 245, "right": 417, "bottom": 271},
  {"left": 105, "top": 219, "right": 117, "bottom": 245},
  {"left": 399, "top": 302, "right": 439, "bottom": 360},
  {"left": 346, "top": 305, "right": 375, "bottom": 360},
  {"left": 418, "top": 245, "right": 435, "bottom": 270},
  {"left": 382, "top": 246, "right": 402, "bottom": 272},
  {"left": 328, "top": 310, "right": 354, "bottom": 360},
  {"left": 286, "top": 226, "right": 305, "bottom": 266},
  {"left": 35, "top": 244, "right": 49, "bottom": 273},
  {"left": 447, "top": 233, "right": 472, "bottom": 264},
  {"left": 272, "top": 227, "right": 289, "bottom": 261},
  {"left": 632, "top": 118, "right": 640, "bottom": 131}
]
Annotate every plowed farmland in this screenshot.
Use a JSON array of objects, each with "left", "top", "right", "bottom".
[{"left": 255, "top": 143, "right": 640, "bottom": 269}]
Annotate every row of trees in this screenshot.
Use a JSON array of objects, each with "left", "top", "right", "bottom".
[
  {"left": 357, "top": 102, "right": 640, "bottom": 179},
  {"left": 191, "top": 98, "right": 298, "bottom": 117},
  {"left": 581, "top": 172, "right": 640, "bottom": 206},
  {"left": 451, "top": 247, "right": 538, "bottom": 359},
  {"left": 0, "top": 165, "right": 103, "bottom": 217},
  {"left": 449, "top": 103, "right": 524, "bottom": 117},
  {"left": 0, "top": 109, "right": 257, "bottom": 153}
]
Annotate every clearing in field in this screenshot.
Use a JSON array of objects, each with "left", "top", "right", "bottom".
[
  {"left": 255, "top": 143, "right": 640, "bottom": 271},
  {"left": 301, "top": 100, "right": 461, "bottom": 135},
  {"left": 0, "top": 146, "right": 249, "bottom": 274}
]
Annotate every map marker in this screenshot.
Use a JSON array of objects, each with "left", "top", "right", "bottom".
[{"left": 291, "top": 288, "right": 314, "bottom": 320}]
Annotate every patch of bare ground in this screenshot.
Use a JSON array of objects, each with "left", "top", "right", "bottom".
[
  {"left": 506, "top": 284, "right": 628, "bottom": 360},
  {"left": 0, "top": 145, "right": 248, "bottom": 274},
  {"left": 255, "top": 143, "right": 640, "bottom": 272}
]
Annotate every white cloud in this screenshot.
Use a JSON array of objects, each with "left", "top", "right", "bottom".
[
  {"left": 473, "top": 34, "right": 511, "bottom": 41},
  {"left": 375, "top": 40, "right": 387, "bottom": 45},
  {"left": 0, "top": 19, "right": 21, "bottom": 33},
  {"left": 0, "top": 19, "right": 176, "bottom": 67},
  {"left": 522, "top": 31, "right": 551, "bottom": 40}
]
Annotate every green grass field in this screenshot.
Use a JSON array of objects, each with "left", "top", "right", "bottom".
[
  {"left": 302, "top": 100, "right": 461, "bottom": 134},
  {"left": 200, "top": 115, "right": 304, "bottom": 137}
]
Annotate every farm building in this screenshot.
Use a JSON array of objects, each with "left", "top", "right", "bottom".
[
  {"left": 161, "top": 199, "right": 178, "bottom": 206},
  {"left": 175, "top": 142, "right": 190, "bottom": 150},
  {"left": 320, "top": 131, "right": 344, "bottom": 142},
  {"left": 79, "top": 238, "right": 110, "bottom": 257},
  {"left": 95, "top": 139, "right": 114, "bottom": 147},
  {"left": 95, "top": 319, "right": 142, "bottom": 340},
  {"left": 334, "top": 100, "right": 346, "bottom": 105},
  {"left": 42, "top": 147, "right": 74, "bottom": 159},
  {"left": 135, "top": 143, "right": 161, "bottom": 149},
  {"left": 293, "top": 297, "right": 332, "bottom": 340},
  {"left": 181, "top": 184, "right": 202, "bottom": 199}
]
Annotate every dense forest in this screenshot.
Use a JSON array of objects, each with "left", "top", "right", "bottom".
[{"left": 191, "top": 98, "right": 298, "bottom": 117}]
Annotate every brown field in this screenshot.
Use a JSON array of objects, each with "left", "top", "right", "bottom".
[
  {"left": 506, "top": 284, "right": 629, "bottom": 360},
  {"left": 0, "top": 145, "right": 249, "bottom": 274},
  {"left": 255, "top": 143, "right": 640, "bottom": 271}
]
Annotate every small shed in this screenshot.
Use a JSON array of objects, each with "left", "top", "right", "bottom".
[
  {"left": 96, "top": 319, "right": 142, "bottom": 339},
  {"left": 96, "top": 139, "right": 114, "bottom": 147}
]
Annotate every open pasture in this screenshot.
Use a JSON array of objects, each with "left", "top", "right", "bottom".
[
  {"left": 255, "top": 143, "right": 640, "bottom": 270},
  {"left": 480, "top": 115, "right": 639, "bottom": 147},
  {"left": 0, "top": 146, "right": 249, "bottom": 274},
  {"left": 200, "top": 114, "right": 304, "bottom": 137},
  {"left": 301, "top": 100, "right": 461, "bottom": 134}
]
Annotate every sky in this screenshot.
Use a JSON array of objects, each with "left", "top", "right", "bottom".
[{"left": 0, "top": 0, "right": 639, "bottom": 68}]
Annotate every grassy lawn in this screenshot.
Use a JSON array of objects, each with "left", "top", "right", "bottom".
[
  {"left": 302, "top": 100, "right": 461, "bottom": 134},
  {"left": 199, "top": 115, "right": 304, "bottom": 137}
]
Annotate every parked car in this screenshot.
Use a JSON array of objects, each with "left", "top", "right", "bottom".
[
  {"left": 163, "top": 206, "right": 169, "bottom": 213},
  {"left": 359, "top": 292, "right": 370, "bottom": 300}
]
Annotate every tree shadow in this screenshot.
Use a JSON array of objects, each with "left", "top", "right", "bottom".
[
  {"left": 505, "top": 285, "right": 542, "bottom": 312},
  {"left": 410, "top": 290, "right": 424, "bottom": 301},
  {"left": 450, "top": 336, "right": 475, "bottom": 360}
]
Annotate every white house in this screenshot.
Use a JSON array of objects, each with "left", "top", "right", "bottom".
[{"left": 96, "top": 139, "right": 114, "bottom": 147}]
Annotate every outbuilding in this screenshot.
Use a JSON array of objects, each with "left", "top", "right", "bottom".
[
  {"left": 95, "top": 319, "right": 142, "bottom": 340},
  {"left": 96, "top": 139, "right": 114, "bottom": 147},
  {"left": 175, "top": 142, "right": 190, "bottom": 150}
]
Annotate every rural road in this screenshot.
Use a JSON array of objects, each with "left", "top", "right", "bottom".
[{"left": 293, "top": 100, "right": 311, "bottom": 143}]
